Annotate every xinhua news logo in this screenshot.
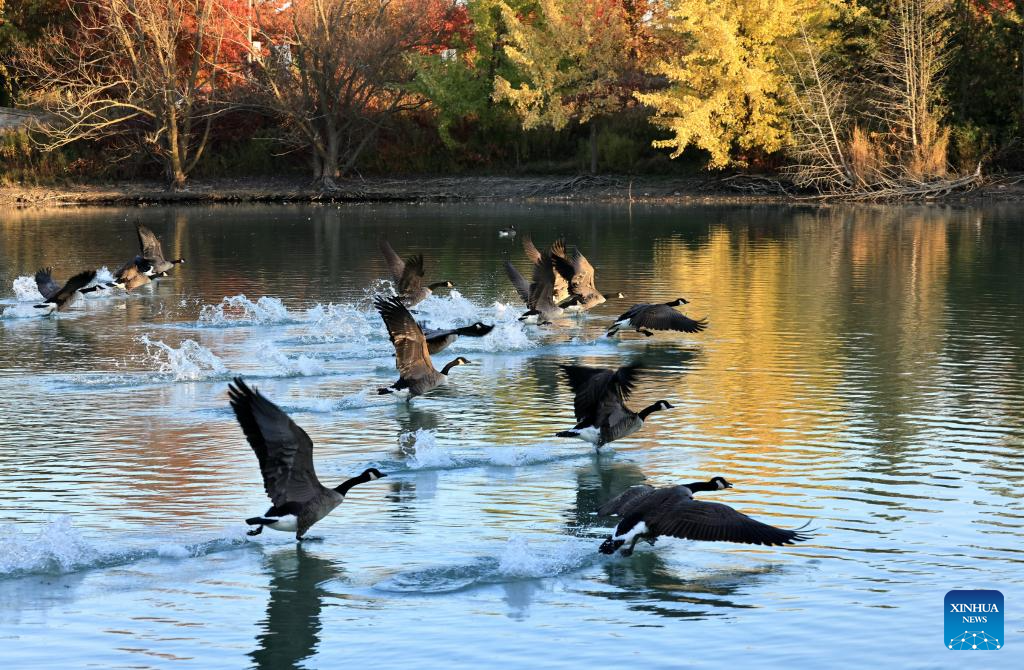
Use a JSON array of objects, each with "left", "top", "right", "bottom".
[{"left": 945, "top": 590, "right": 1003, "bottom": 651}]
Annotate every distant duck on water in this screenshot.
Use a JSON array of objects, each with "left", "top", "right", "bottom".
[
  {"left": 499, "top": 224, "right": 517, "bottom": 238},
  {"left": 228, "top": 377, "right": 387, "bottom": 540},
  {"left": 597, "top": 478, "right": 813, "bottom": 556}
]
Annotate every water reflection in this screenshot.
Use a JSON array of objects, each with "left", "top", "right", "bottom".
[{"left": 249, "top": 547, "right": 345, "bottom": 670}]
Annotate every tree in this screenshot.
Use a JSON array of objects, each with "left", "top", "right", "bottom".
[
  {"left": 493, "top": 0, "right": 635, "bottom": 174},
  {"left": 21, "top": 0, "right": 238, "bottom": 188},
  {"left": 636, "top": 0, "right": 834, "bottom": 169},
  {"left": 253, "top": 0, "right": 459, "bottom": 190}
]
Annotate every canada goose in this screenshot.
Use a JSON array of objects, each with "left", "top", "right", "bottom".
[
  {"left": 498, "top": 224, "right": 517, "bottom": 238},
  {"left": 374, "top": 296, "right": 471, "bottom": 397},
  {"left": 522, "top": 236, "right": 570, "bottom": 303},
  {"left": 597, "top": 478, "right": 812, "bottom": 556},
  {"left": 504, "top": 252, "right": 579, "bottom": 323},
  {"left": 552, "top": 249, "right": 624, "bottom": 311},
  {"left": 136, "top": 224, "right": 185, "bottom": 276},
  {"left": 228, "top": 377, "right": 386, "bottom": 540},
  {"left": 31, "top": 269, "right": 97, "bottom": 313},
  {"left": 555, "top": 363, "right": 672, "bottom": 446},
  {"left": 422, "top": 322, "right": 495, "bottom": 355},
  {"left": 378, "top": 237, "right": 454, "bottom": 307},
  {"left": 606, "top": 299, "right": 707, "bottom": 337}
]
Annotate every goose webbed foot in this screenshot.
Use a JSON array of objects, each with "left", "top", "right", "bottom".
[
  {"left": 247, "top": 526, "right": 263, "bottom": 536},
  {"left": 639, "top": 329, "right": 654, "bottom": 337}
]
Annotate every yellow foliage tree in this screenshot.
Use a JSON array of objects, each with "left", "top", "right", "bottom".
[
  {"left": 637, "top": 0, "right": 834, "bottom": 168},
  {"left": 493, "top": 0, "right": 633, "bottom": 173}
]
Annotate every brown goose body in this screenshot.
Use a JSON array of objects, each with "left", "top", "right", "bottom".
[
  {"left": 378, "top": 238, "right": 453, "bottom": 307},
  {"left": 607, "top": 299, "right": 707, "bottom": 337},
  {"left": 598, "top": 477, "right": 812, "bottom": 556},
  {"left": 32, "top": 268, "right": 97, "bottom": 313}
]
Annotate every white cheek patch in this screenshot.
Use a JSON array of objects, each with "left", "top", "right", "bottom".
[{"left": 613, "top": 521, "right": 648, "bottom": 543}]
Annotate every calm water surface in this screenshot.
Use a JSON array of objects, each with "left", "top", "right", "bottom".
[{"left": 0, "top": 203, "right": 1022, "bottom": 668}]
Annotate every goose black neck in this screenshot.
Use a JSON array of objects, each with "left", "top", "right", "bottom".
[
  {"left": 455, "top": 325, "right": 479, "bottom": 336},
  {"left": 685, "top": 480, "right": 717, "bottom": 493},
  {"left": 638, "top": 403, "right": 664, "bottom": 420},
  {"left": 441, "top": 359, "right": 462, "bottom": 375},
  {"left": 428, "top": 281, "right": 450, "bottom": 290},
  {"left": 335, "top": 472, "right": 370, "bottom": 496}
]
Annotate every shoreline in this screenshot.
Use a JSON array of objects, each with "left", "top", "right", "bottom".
[{"left": 2, "top": 174, "right": 1021, "bottom": 208}]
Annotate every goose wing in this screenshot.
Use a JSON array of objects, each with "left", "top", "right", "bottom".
[
  {"left": 34, "top": 267, "right": 61, "bottom": 301},
  {"left": 48, "top": 270, "right": 96, "bottom": 308},
  {"left": 522, "top": 235, "right": 542, "bottom": 265},
  {"left": 631, "top": 304, "right": 707, "bottom": 333},
  {"left": 228, "top": 377, "right": 323, "bottom": 506},
  {"left": 398, "top": 254, "right": 425, "bottom": 295},
  {"left": 569, "top": 250, "right": 597, "bottom": 297},
  {"left": 598, "top": 484, "right": 656, "bottom": 517},
  {"left": 503, "top": 260, "right": 531, "bottom": 304},
  {"left": 137, "top": 224, "right": 166, "bottom": 263},
  {"left": 641, "top": 488, "right": 811, "bottom": 546},
  {"left": 561, "top": 364, "right": 641, "bottom": 425},
  {"left": 527, "top": 252, "right": 557, "bottom": 312},
  {"left": 375, "top": 296, "right": 435, "bottom": 379},
  {"left": 378, "top": 237, "right": 406, "bottom": 281}
]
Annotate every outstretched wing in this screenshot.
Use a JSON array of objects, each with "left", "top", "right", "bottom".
[
  {"left": 503, "top": 260, "right": 531, "bottom": 303},
  {"left": 398, "top": 254, "right": 425, "bottom": 295},
  {"left": 522, "top": 235, "right": 542, "bottom": 265},
  {"left": 49, "top": 270, "right": 96, "bottom": 308},
  {"left": 527, "top": 251, "right": 557, "bottom": 312},
  {"left": 597, "top": 484, "right": 656, "bottom": 517},
  {"left": 378, "top": 237, "right": 406, "bottom": 282},
  {"left": 374, "top": 296, "right": 435, "bottom": 379},
  {"left": 631, "top": 304, "right": 707, "bottom": 333},
  {"left": 228, "top": 377, "right": 323, "bottom": 507},
  {"left": 570, "top": 250, "right": 597, "bottom": 297},
  {"left": 34, "top": 267, "right": 61, "bottom": 301},
  {"left": 561, "top": 363, "right": 641, "bottom": 425},
  {"left": 137, "top": 224, "right": 166, "bottom": 263},
  {"left": 644, "top": 489, "right": 811, "bottom": 546}
]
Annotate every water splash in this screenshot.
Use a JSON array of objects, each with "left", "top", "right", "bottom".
[
  {"left": 11, "top": 275, "right": 44, "bottom": 302},
  {"left": 138, "top": 335, "right": 229, "bottom": 381},
  {"left": 256, "top": 343, "right": 327, "bottom": 377},
  {"left": 197, "top": 294, "right": 298, "bottom": 327},
  {"left": 302, "top": 303, "right": 383, "bottom": 344},
  {"left": 0, "top": 517, "right": 257, "bottom": 580},
  {"left": 400, "top": 429, "right": 455, "bottom": 469},
  {"left": 373, "top": 536, "right": 598, "bottom": 593}
]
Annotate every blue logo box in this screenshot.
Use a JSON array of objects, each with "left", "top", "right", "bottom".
[{"left": 945, "top": 590, "right": 1003, "bottom": 650}]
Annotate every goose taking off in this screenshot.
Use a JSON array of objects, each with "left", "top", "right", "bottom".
[
  {"left": 32, "top": 269, "right": 97, "bottom": 313},
  {"left": 597, "top": 478, "right": 812, "bottom": 556},
  {"left": 136, "top": 224, "right": 185, "bottom": 276},
  {"left": 374, "top": 296, "right": 470, "bottom": 397},
  {"left": 607, "top": 299, "right": 707, "bottom": 337},
  {"left": 378, "top": 237, "right": 454, "bottom": 307},
  {"left": 555, "top": 363, "right": 672, "bottom": 447},
  {"left": 505, "top": 252, "right": 580, "bottom": 324},
  {"left": 228, "top": 377, "right": 386, "bottom": 540},
  {"left": 552, "top": 249, "right": 624, "bottom": 311},
  {"left": 422, "top": 322, "right": 495, "bottom": 355},
  {"left": 522, "top": 235, "right": 570, "bottom": 303}
]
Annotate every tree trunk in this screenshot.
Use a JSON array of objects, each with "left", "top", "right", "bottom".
[
  {"left": 589, "top": 122, "right": 598, "bottom": 175},
  {"left": 165, "top": 108, "right": 187, "bottom": 191}
]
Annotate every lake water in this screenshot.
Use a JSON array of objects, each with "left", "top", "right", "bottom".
[{"left": 0, "top": 203, "right": 1022, "bottom": 668}]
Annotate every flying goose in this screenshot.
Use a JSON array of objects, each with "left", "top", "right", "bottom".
[
  {"left": 498, "top": 224, "right": 517, "bottom": 238},
  {"left": 378, "top": 237, "right": 454, "bottom": 307},
  {"left": 606, "top": 299, "right": 707, "bottom": 337},
  {"left": 555, "top": 363, "right": 672, "bottom": 446},
  {"left": 136, "top": 224, "right": 186, "bottom": 276},
  {"left": 504, "top": 251, "right": 579, "bottom": 323},
  {"left": 522, "top": 236, "right": 570, "bottom": 303},
  {"left": 597, "top": 478, "right": 812, "bottom": 556},
  {"left": 228, "top": 377, "right": 386, "bottom": 540},
  {"left": 552, "top": 249, "right": 624, "bottom": 311},
  {"left": 31, "top": 268, "right": 97, "bottom": 313},
  {"left": 422, "top": 322, "right": 495, "bottom": 355},
  {"left": 374, "top": 296, "right": 470, "bottom": 397}
]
